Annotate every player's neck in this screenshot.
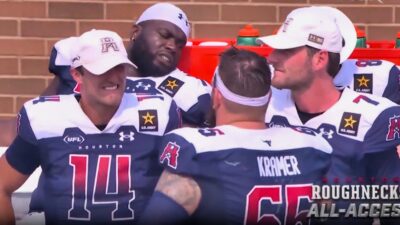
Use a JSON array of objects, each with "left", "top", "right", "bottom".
[
  {"left": 217, "top": 116, "right": 266, "bottom": 129},
  {"left": 227, "top": 121, "right": 266, "bottom": 129},
  {"left": 291, "top": 78, "right": 341, "bottom": 114},
  {"left": 79, "top": 99, "right": 118, "bottom": 128}
]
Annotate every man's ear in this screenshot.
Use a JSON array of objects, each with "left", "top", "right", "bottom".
[
  {"left": 70, "top": 68, "right": 82, "bottom": 84},
  {"left": 212, "top": 88, "right": 222, "bottom": 111},
  {"left": 312, "top": 50, "right": 329, "bottom": 71},
  {"left": 129, "top": 24, "right": 141, "bottom": 42}
]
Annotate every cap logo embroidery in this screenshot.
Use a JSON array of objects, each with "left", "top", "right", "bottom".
[
  {"left": 72, "top": 56, "right": 80, "bottom": 63},
  {"left": 281, "top": 18, "right": 293, "bottom": 32},
  {"left": 178, "top": 13, "right": 189, "bottom": 27},
  {"left": 308, "top": 34, "right": 324, "bottom": 45},
  {"left": 101, "top": 37, "right": 119, "bottom": 53}
]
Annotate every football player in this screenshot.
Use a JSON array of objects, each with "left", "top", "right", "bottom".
[{"left": 0, "top": 29, "right": 180, "bottom": 225}]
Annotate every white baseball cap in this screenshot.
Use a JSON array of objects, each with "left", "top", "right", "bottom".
[
  {"left": 257, "top": 7, "right": 350, "bottom": 63},
  {"left": 312, "top": 6, "right": 357, "bottom": 63},
  {"left": 71, "top": 29, "right": 136, "bottom": 75},
  {"left": 136, "top": 3, "right": 190, "bottom": 39}
]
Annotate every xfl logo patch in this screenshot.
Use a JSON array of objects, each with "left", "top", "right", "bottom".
[
  {"left": 139, "top": 110, "right": 158, "bottom": 132},
  {"left": 354, "top": 73, "right": 373, "bottom": 94},
  {"left": 386, "top": 115, "right": 400, "bottom": 141},
  {"left": 160, "top": 142, "right": 180, "bottom": 169},
  {"left": 338, "top": 112, "right": 361, "bottom": 136},
  {"left": 158, "top": 76, "right": 184, "bottom": 97}
]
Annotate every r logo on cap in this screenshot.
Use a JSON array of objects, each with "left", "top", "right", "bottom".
[{"left": 101, "top": 37, "right": 119, "bottom": 53}]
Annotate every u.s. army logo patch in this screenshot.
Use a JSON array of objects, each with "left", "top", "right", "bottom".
[
  {"left": 338, "top": 112, "right": 361, "bottom": 136},
  {"left": 139, "top": 110, "right": 158, "bottom": 132},
  {"left": 354, "top": 73, "right": 373, "bottom": 94},
  {"left": 158, "top": 76, "right": 184, "bottom": 97}
]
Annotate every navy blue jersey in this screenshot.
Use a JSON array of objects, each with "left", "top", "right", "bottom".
[
  {"left": 334, "top": 59, "right": 400, "bottom": 104},
  {"left": 6, "top": 93, "right": 180, "bottom": 225},
  {"left": 266, "top": 87, "right": 400, "bottom": 185},
  {"left": 158, "top": 125, "right": 332, "bottom": 225}
]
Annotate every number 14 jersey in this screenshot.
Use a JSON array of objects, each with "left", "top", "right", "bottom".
[{"left": 5, "top": 93, "right": 180, "bottom": 225}]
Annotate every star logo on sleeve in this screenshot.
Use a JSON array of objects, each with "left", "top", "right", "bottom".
[
  {"left": 139, "top": 110, "right": 158, "bottom": 132},
  {"left": 357, "top": 75, "right": 370, "bottom": 88},
  {"left": 166, "top": 80, "right": 178, "bottom": 90},
  {"left": 142, "top": 112, "right": 155, "bottom": 125},
  {"left": 339, "top": 112, "right": 361, "bottom": 136},
  {"left": 354, "top": 73, "right": 373, "bottom": 94},
  {"left": 158, "top": 76, "right": 184, "bottom": 97},
  {"left": 344, "top": 115, "right": 357, "bottom": 129}
]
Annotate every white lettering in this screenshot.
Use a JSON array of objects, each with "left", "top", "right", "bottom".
[{"left": 257, "top": 156, "right": 301, "bottom": 177}]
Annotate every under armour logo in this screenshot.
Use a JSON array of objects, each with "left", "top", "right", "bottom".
[
  {"left": 119, "top": 131, "right": 135, "bottom": 142},
  {"left": 318, "top": 128, "right": 334, "bottom": 139},
  {"left": 101, "top": 37, "right": 119, "bottom": 53},
  {"left": 178, "top": 13, "right": 189, "bottom": 27},
  {"left": 135, "top": 82, "right": 152, "bottom": 91}
]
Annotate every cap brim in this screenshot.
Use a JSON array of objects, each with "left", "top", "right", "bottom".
[
  {"left": 84, "top": 56, "right": 137, "bottom": 75},
  {"left": 257, "top": 34, "right": 305, "bottom": 50}
]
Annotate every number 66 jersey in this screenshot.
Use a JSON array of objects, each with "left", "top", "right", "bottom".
[{"left": 5, "top": 93, "right": 180, "bottom": 225}]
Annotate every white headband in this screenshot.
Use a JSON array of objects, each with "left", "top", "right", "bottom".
[{"left": 213, "top": 66, "right": 271, "bottom": 107}]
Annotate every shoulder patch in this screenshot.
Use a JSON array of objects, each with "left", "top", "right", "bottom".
[
  {"left": 139, "top": 110, "right": 158, "bottom": 132},
  {"left": 338, "top": 112, "right": 361, "bottom": 136},
  {"left": 353, "top": 73, "right": 373, "bottom": 94},
  {"left": 160, "top": 141, "right": 181, "bottom": 169},
  {"left": 158, "top": 76, "right": 184, "bottom": 97},
  {"left": 386, "top": 115, "right": 400, "bottom": 141}
]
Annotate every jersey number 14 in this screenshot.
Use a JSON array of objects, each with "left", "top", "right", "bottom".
[{"left": 68, "top": 154, "right": 135, "bottom": 221}]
